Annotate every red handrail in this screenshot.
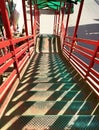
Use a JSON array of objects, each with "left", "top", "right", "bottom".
[
  {"left": 60, "top": 0, "right": 99, "bottom": 96},
  {"left": 62, "top": 35, "right": 99, "bottom": 95}
]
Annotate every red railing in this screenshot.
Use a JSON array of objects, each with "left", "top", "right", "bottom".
[
  {"left": 62, "top": 35, "right": 99, "bottom": 95},
  {"left": 0, "top": 0, "right": 41, "bottom": 118},
  {"left": 58, "top": 0, "right": 99, "bottom": 96},
  {"left": 0, "top": 35, "right": 34, "bottom": 117}
]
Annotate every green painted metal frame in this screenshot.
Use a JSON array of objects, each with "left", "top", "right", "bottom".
[{"left": 29, "top": 0, "right": 81, "bottom": 10}]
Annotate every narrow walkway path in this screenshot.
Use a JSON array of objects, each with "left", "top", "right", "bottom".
[{"left": 1, "top": 36, "right": 99, "bottom": 130}]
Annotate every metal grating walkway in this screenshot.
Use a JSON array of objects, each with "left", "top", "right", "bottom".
[{"left": 0, "top": 36, "right": 99, "bottom": 130}]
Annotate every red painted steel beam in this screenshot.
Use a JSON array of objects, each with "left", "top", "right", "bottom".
[
  {"left": 85, "top": 45, "right": 99, "bottom": 78},
  {"left": 22, "top": 0, "right": 28, "bottom": 36},
  {"left": 73, "top": 0, "right": 84, "bottom": 38},
  {"left": 53, "top": 11, "right": 57, "bottom": 34},
  {"left": 34, "top": 4, "right": 37, "bottom": 41},
  {"left": 69, "top": 0, "right": 84, "bottom": 56},
  {"left": 29, "top": 0, "right": 34, "bottom": 35},
  {"left": 75, "top": 45, "right": 94, "bottom": 55},
  {"left": 53, "top": 12, "right": 56, "bottom": 34},
  {"left": 0, "top": 58, "right": 14, "bottom": 75},
  {"left": 60, "top": 3, "right": 65, "bottom": 34},
  {"left": 63, "top": 3, "right": 71, "bottom": 43},
  {"left": 0, "top": 70, "right": 17, "bottom": 118},
  {"left": 66, "top": 35, "right": 99, "bottom": 45},
  {"left": 57, "top": 11, "right": 60, "bottom": 35},
  {"left": 34, "top": 4, "right": 40, "bottom": 41},
  {"left": 0, "top": 0, "right": 12, "bottom": 39},
  {"left": 0, "top": 52, "right": 13, "bottom": 65},
  {"left": 54, "top": 11, "right": 58, "bottom": 35},
  {"left": 0, "top": 40, "right": 10, "bottom": 48}
]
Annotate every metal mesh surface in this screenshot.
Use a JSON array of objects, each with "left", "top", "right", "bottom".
[{"left": 1, "top": 52, "right": 99, "bottom": 130}]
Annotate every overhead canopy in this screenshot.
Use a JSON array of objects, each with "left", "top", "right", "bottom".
[{"left": 31, "top": 0, "right": 81, "bottom": 10}]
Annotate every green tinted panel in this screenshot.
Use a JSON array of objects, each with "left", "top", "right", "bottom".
[
  {"left": 31, "top": 0, "right": 81, "bottom": 10},
  {"left": 38, "top": 3, "right": 47, "bottom": 9}
]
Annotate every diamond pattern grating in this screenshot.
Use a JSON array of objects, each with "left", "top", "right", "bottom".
[{"left": 1, "top": 46, "right": 99, "bottom": 129}]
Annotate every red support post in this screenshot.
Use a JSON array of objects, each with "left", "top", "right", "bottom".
[
  {"left": 0, "top": 0, "right": 20, "bottom": 77},
  {"left": 63, "top": 3, "right": 71, "bottom": 42},
  {"left": 61, "top": 3, "right": 71, "bottom": 50},
  {"left": 34, "top": 4, "right": 37, "bottom": 43},
  {"left": 57, "top": 11, "right": 60, "bottom": 35},
  {"left": 10, "top": 40, "right": 20, "bottom": 78},
  {"left": 53, "top": 12, "right": 55, "bottom": 34},
  {"left": 60, "top": 4, "right": 65, "bottom": 49},
  {"left": 22, "top": 0, "right": 31, "bottom": 57},
  {"left": 69, "top": 0, "right": 84, "bottom": 57},
  {"left": 85, "top": 45, "right": 99, "bottom": 79},
  {"left": 34, "top": 5, "right": 36, "bottom": 42},
  {"left": 29, "top": 0, "right": 34, "bottom": 35},
  {"left": 37, "top": 7, "right": 40, "bottom": 35},
  {"left": 60, "top": 3, "right": 65, "bottom": 34},
  {"left": 22, "top": 0, "right": 28, "bottom": 36},
  {"left": 0, "top": 0, "right": 12, "bottom": 39},
  {"left": 72, "top": 0, "right": 84, "bottom": 39},
  {"left": 53, "top": 11, "right": 57, "bottom": 35},
  {"left": 55, "top": 11, "right": 58, "bottom": 35},
  {"left": 34, "top": 4, "right": 40, "bottom": 43}
]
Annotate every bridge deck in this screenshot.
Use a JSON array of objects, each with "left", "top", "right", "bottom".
[{"left": 1, "top": 35, "right": 99, "bottom": 130}]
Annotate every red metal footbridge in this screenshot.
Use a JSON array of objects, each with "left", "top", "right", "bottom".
[{"left": 0, "top": 0, "right": 99, "bottom": 129}]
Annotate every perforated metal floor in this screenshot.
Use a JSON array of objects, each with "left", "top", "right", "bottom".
[{"left": 1, "top": 53, "right": 99, "bottom": 130}]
